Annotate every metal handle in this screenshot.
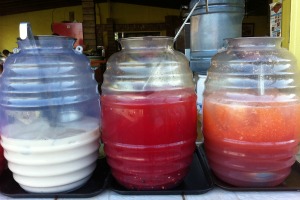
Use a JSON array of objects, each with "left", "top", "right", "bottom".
[
  {"left": 173, "top": 0, "right": 201, "bottom": 43},
  {"left": 205, "top": 0, "right": 209, "bottom": 13}
]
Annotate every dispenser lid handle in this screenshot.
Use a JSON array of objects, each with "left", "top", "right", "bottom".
[{"left": 19, "top": 22, "right": 34, "bottom": 41}]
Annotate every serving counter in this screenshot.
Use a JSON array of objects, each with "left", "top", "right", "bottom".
[{"left": 0, "top": 187, "right": 298, "bottom": 200}]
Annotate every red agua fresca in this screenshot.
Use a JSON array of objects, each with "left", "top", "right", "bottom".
[{"left": 101, "top": 36, "right": 197, "bottom": 190}]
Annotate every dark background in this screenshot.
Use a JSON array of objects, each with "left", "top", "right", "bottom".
[{"left": 0, "top": 0, "right": 270, "bottom": 16}]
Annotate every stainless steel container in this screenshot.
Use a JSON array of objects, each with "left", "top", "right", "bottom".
[{"left": 189, "top": 0, "right": 245, "bottom": 74}]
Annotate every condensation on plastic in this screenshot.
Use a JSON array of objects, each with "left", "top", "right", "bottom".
[
  {"left": 0, "top": 35, "right": 100, "bottom": 140},
  {"left": 205, "top": 37, "right": 300, "bottom": 96},
  {"left": 102, "top": 36, "right": 195, "bottom": 94},
  {"left": 203, "top": 37, "right": 300, "bottom": 187}
]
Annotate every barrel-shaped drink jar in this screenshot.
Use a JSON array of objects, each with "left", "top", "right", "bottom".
[
  {"left": 0, "top": 33, "right": 100, "bottom": 193},
  {"left": 0, "top": 74, "right": 6, "bottom": 176},
  {"left": 0, "top": 144, "right": 5, "bottom": 176},
  {"left": 101, "top": 36, "right": 197, "bottom": 190},
  {"left": 203, "top": 37, "right": 300, "bottom": 187}
]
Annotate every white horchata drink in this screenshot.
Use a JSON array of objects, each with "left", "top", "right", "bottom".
[{"left": 1, "top": 116, "right": 100, "bottom": 193}]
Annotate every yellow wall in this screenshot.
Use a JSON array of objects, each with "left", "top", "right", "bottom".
[
  {"left": 0, "top": 6, "right": 83, "bottom": 52},
  {"left": 289, "top": 0, "right": 300, "bottom": 61},
  {"left": 243, "top": 16, "right": 269, "bottom": 36},
  {"left": 94, "top": 3, "right": 180, "bottom": 47},
  {"left": 0, "top": 3, "right": 180, "bottom": 53},
  {"left": 95, "top": 3, "right": 180, "bottom": 24},
  {"left": 281, "top": 0, "right": 291, "bottom": 48},
  {"left": 279, "top": 0, "right": 300, "bottom": 63},
  {"left": 3, "top": 2, "right": 293, "bottom": 57}
]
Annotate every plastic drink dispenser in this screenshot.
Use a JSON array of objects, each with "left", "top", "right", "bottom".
[
  {"left": 0, "top": 23, "right": 100, "bottom": 193},
  {"left": 101, "top": 36, "right": 197, "bottom": 190},
  {"left": 0, "top": 145, "right": 5, "bottom": 176},
  {"left": 203, "top": 37, "right": 300, "bottom": 187},
  {"left": 0, "top": 78, "right": 6, "bottom": 176}
]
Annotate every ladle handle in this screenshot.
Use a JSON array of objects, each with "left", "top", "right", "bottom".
[{"left": 173, "top": 0, "right": 201, "bottom": 43}]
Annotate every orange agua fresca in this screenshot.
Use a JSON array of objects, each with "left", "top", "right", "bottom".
[{"left": 203, "top": 90, "right": 300, "bottom": 187}]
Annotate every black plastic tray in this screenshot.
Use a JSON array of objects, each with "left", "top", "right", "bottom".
[
  {"left": 0, "top": 158, "right": 111, "bottom": 198},
  {"left": 109, "top": 147, "right": 214, "bottom": 195}
]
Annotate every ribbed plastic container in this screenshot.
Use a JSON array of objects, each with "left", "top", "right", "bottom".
[
  {"left": 0, "top": 85, "right": 7, "bottom": 176},
  {"left": 203, "top": 37, "right": 300, "bottom": 187},
  {"left": 0, "top": 24, "right": 100, "bottom": 193},
  {"left": 0, "top": 144, "right": 6, "bottom": 176},
  {"left": 101, "top": 36, "right": 197, "bottom": 190}
]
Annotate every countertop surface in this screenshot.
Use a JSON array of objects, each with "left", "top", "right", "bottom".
[{"left": 0, "top": 188, "right": 299, "bottom": 200}]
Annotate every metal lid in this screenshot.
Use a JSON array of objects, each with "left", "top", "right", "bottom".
[
  {"left": 189, "top": 0, "right": 245, "bottom": 15},
  {"left": 189, "top": 0, "right": 244, "bottom": 8}
]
